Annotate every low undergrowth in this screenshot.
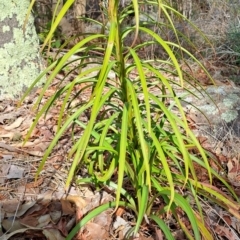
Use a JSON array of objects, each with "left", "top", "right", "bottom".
[{"left": 22, "top": 0, "right": 240, "bottom": 239}]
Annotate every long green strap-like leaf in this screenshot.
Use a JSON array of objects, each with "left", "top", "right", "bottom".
[
  {"left": 149, "top": 215, "right": 175, "bottom": 240},
  {"left": 23, "top": 0, "right": 36, "bottom": 33},
  {"left": 130, "top": 0, "right": 139, "bottom": 48},
  {"left": 127, "top": 80, "right": 151, "bottom": 188},
  {"left": 148, "top": 128, "right": 175, "bottom": 213},
  {"left": 35, "top": 34, "right": 105, "bottom": 110},
  {"left": 35, "top": 101, "right": 93, "bottom": 180},
  {"left": 134, "top": 185, "right": 149, "bottom": 235},
  {"left": 96, "top": 158, "right": 116, "bottom": 182},
  {"left": 98, "top": 113, "right": 118, "bottom": 172},
  {"left": 57, "top": 65, "right": 102, "bottom": 132},
  {"left": 150, "top": 93, "right": 190, "bottom": 186},
  {"left": 129, "top": 49, "right": 151, "bottom": 134},
  {"left": 192, "top": 181, "right": 240, "bottom": 211},
  {"left": 151, "top": 180, "right": 201, "bottom": 240},
  {"left": 69, "top": 88, "right": 116, "bottom": 156},
  {"left": 163, "top": 3, "right": 213, "bottom": 50},
  {"left": 40, "top": 0, "right": 75, "bottom": 51},
  {"left": 65, "top": 21, "right": 116, "bottom": 188},
  {"left": 76, "top": 178, "right": 136, "bottom": 209},
  {"left": 144, "top": 64, "right": 199, "bottom": 186},
  {"left": 139, "top": 27, "right": 183, "bottom": 87},
  {"left": 191, "top": 154, "right": 238, "bottom": 200},
  {"left": 20, "top": 60, "right": 57, "bottom": 106},
  {"left": 115, "top": 103, "right": 128, "bottom": 211},
  {"left": 66, "top": 201, "right": 136, "bottom": 240},
  {"left": 195, "top": 214, "right": 213, "bottom": 240}
]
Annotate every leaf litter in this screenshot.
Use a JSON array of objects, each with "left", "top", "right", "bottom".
[
  {"left": 0, "top": 65, "right": 240, "bottom": 239},
  {"left": 0, "top": 75, "right": 145, "bottom": 240}
]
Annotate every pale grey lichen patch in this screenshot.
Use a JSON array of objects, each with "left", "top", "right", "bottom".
[
  {"left": 182, "top": 96, "right": 193, "bottom": 103},
  {"left": 206, "top": 86, "right": 226, "bottom": 95},
  {"left": 221, "top": 110, "right": 238, "bottom": 123},
  {"left": 0, "top": 0, "right": 45, "bottom": 100},
  {"left": 178, "top": 84, "right": 240, "bottom": 138},
  {"left": 0, "top": 0, "right": 34, "bottom": 24},
  {"left": 198, "top": 104, "right": 217, "bottom": 115},
  {"left": 2, "top": 25, "right": 10, "bottom": 32},
  {"left": 223, "top": 93, "right": 239, "bottom": 107}
]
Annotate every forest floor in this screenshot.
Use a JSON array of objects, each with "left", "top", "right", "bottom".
[{"left": 1, "top": 60, "right": 240, "bottom": 239}]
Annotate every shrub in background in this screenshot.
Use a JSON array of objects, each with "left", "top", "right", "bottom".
[{"left": 226, "top": 23, "right": 240, "bottom": 65}]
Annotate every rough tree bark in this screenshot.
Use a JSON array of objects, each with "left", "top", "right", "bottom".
[{"left": 0, "top": 0, "right": 44, "bottom": 100}]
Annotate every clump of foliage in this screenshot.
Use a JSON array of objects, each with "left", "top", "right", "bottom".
[
  {"left": 33, "top": 1, "right": 62, "bottom": 49},
  {"left": 226, "top": 24, "right": 240, "bottom": 65},
  {"left": 22, "top": 0, "right": 240, "bottom": 239}
]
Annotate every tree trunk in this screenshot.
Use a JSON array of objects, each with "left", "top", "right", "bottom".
[{"left": 0, "top": 0, "right": 45, "bottom": 100}]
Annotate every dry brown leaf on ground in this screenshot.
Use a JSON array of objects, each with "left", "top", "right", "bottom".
[
  {"left": 15, "top": 201, "right": 37, "bottom": 217},
  {"left": 0, "top": 163, "right": 11, "bottom": 183},
  {"left": 116, "top": 207, "right": 125, "bottom": 217},
  {"left": 0, "top": 228, "right": 42, "bottom": 240},
  {"left": 113, "top": 216, "right": 132, "bottom": 239},
  {"left": 20, "top": 215, "right": 39, "bottom": 228},
  {"left": 227, "top": 157, "right": 240, "bottom": 187},
  {"left": 226, "top": 215, "right": 240, "bottom": 234},
  {"left": 36, "top": 87, "right": 57, "bottom": 97},
  {"left": 25, "top": 204, "right": 44, "bottom": 216},
  {"left": 133, "top": 234, "right": 155, "bottom": 240},
  {"left": 1, "top": 154, "right": 13, "bottom": 160},
  {"left": 83, "top": 222, "right": 110, "bottom": 240},
  {"left": 10, "top": 139, "right": 49, "bottom": 156},
  {"left": 35, "top": 141, "right": 51, "bottom": 152},
  {"left": 61, "top": 199, "right": 76, "bottom": 215},
  {"left": 64, "top": 195, "right": 86, "bottom": 225},
  {"left": 48, "top": 202, "right": 62, "bottom": 223},
  {"left": 1, "top": 218, "right": 27, "bottom": 234},
  {"left": 42, "top": 228, "right": 65, "bottom": 240},
  {"left": 214, "top": 225, "right": 236, "bottom": 240},
  {"left": 0, "top": 201, "right": 37, "bottom": 233},
  {"left": 1, "top": 199, "right": 20, "bottom": 213},
  {"left": 154, "top": 228, "right": 163, "bottom": 240},
  {"left": 4, "top": 117, "right": 24, "bottom": 130},
  {"left": 0, "top": 132, "right": 16, "bottom": 139},
  {"left": 37, "top": 214, "right": 52, "bottom": 228},
  {"left": 54, "top": 217, "right": 72, "bottom": 237},
  {"left": 13, "top": 138, "right": 41, "bottom": 147},
  {"left": 0, "top": 112, "right": 20, "bottom": 124},
  {"left": 0, "top": 142, "right": 18, "bottom": 152},
  {"left": 23, "top": 150, "right": 44, "bottom": 157},
  {"left": 94, "top": 210, "right": 112, "bottom": 229},
  {"left": 18, "top": 117, "right": 35, "bottom": 131},
  {"left": 1, "top": 105, "right": 15, "bottom": 113}
]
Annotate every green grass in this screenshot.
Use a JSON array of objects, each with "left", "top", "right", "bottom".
[{"left": 22, "top": 0, "right": 240, "bottom": 238}]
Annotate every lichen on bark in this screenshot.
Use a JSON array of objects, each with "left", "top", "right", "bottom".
[{"left": 0, "top": 0, "right": 45, "bottom": 100}]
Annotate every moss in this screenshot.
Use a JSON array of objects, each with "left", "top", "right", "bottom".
[{"left": 0, "top": 0, "right": 45, "bottom": 100}]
